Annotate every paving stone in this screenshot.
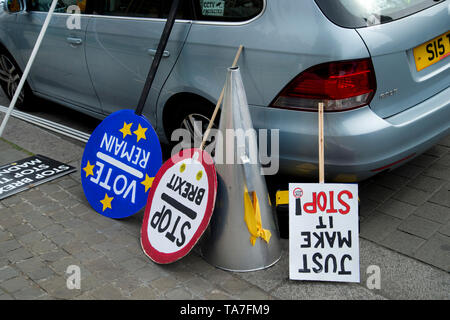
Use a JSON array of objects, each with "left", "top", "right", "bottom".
[
  {"left": 0, "top": 266, "right": 19, "bottom": 282},
  {"left": 150, "top": 276, "right": 179, "bottom": 293},
  {"left": 38, "top": 276, "right": 82, "bottom": 299},
  {"left": 424, "top": 145, "right": 449, "bottom": 157},
  {"left": 409, "top": 154, "right": 439, "bottom": 168},
  {"left": 372, "top": 172, "right": 409, "bottom": 191},
  {"left": 61, "top": 239, "right": 89, "bottom": 255},
  {"left": 6, "top": 248, "right": 33, "bottom": 263},
  {"left": 393, "top": 187, "right": 431, "bottom": 206},
  {"left": 103, "top": 247, "right": 136, "bottom": 263},
  {"left": 50, "top": 232, "right": 76, "bottom": 247},
  {"left": 272, "top": 282, "right": 383, "bottom": 300},
  {"left": 204, "top": 289, "right": 234, "bottom": 300},
  {"left": 377, "top": 199, "right": 416, "bottom": 220},
  {"left": 16, "top": 258, "right": 55, "bottom": 281},
  {"left": 7, "top": 223, "right": 35, "bottom": 238},
  {"left": 41, "top": 224, "right": 65, "bottom": 238},
  {"left": 50, "top": 191, "right": 71, "bottom": 202},
  {"left": 29, "top": 239, "right": 59, "bottom": 255},
  {"left": 25, "top": 214, "right": 53, "bottom": 230},
  {"left": 359, "top": 212, "right": 403, "bottom": 243},
  {"left": 50, "top": 256, "right": 81, "bottom": 276},
  {"left": 0, "top": 214, "right": 23, "bottom": 229},
  {"left": 13, "top": 286, "right": 47, "bottom": 300},
  {"left": 91, "top": 284, "right": 126, "bottom": 300},
  {"left": 0, "top": 276, "right": 33, "bottom": 293},
  {"left": 423, "top": 164, "right": 450, "bottom": 181},
  {"left": 1, "top": 195, "right": 22, "bottom": 207},
  {"left": 39, "top": 250, "right": 70, "bottom": 263},
  {"left": 67, "top": 203, "right": 90, "bottom": 217},
  {"left": 399, "top": 215, "right": 442, "bottom": 239},
  {"left": 436, "top": 154, "right": 450, "bottom": 167},
  {"left": 428, "top": 185, "right": 450, "bottom": 208},
  {"left": 183, "top": 276, "right": 214, "bottom": 297},
  {"left": 38, "top": 183, "right": 62, "bottom": 196},
  {"left": 48, "top": 209, "right": 73, "bottom": 223},
  {"left": 76, "top": 274, "right": 104, "bottom": 292},
  {"left": 380, "top": 230, "right": 426, "bottom": 256},
  {"left": 84, "top": 257, "right": 124, "bottom": 281},
  {"left": 57, "top": 178, "right": 79, "bottom": 190},
  {"left": 0, "top": 239, "right": 22, "bottom": 255},
  {"left": 129, "top": 286, "right": 158, "bottom": 300},
  {"left": 392, "top": 164, "right": 424, "bottom": 179},
  {"left": 439, "top": 221, "right": 450, "bottom": 237},
  {"left": 438, "top": 135, "right": 450, "bottom": 148},
  {"left": 360, "top": 184, "right": 395, "bottom": 203},
  {"left": 220, "top": 277, "right": 252, "bottom": 295},
  {"left": 414, "top": 233, "right": 450, "bottom": 272},
  {"left": 359, "top": 198, "right": 379, "bottom": 218},
  {"left": 0, "top": 293, "right": 14, "bottom": 300},
  {"left": 112, "top": 276, "right": 142, "bottom": 295},
  {"left": 408, "top": 175, "right": 446, "bottom": 193},
  {"left": 413, "top": 202, "right": 450, "bottom": 224},
  {"left": 118, "top": 257, "right": 148, "bottom": 273},
  {"left": 28, "top": 196, "right": 57, "bottom": 208},
  {"left": 18, "top": 231, "right": 45, "bottom": 246},
  {"left": 71, "top": 248, "right": 101, "bottom": 263},
  {"left": 239, "top": 287, "right": 272, "bottom": 300},
  {"left": 11, "top": 203, "right": 34, "bottom": 215},
  {"left": 0, "top": 230, "right": 12, "bottom": 242},
  {"left": 165, "top": 287, "right": 193, "bottom": 300}
]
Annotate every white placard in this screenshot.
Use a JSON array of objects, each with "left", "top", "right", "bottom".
[{"left": 289, "top": 183, "right": 360, "bottom": 283}]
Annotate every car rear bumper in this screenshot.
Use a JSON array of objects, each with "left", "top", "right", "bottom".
[{"left": 250, "top": 86, "right": 450, "bottom": 182}]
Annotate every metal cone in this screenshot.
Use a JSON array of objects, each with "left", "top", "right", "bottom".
[{"left": 201, "top": 67, "right": 282, "bottom": 272}]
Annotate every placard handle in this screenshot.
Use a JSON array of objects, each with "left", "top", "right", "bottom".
[{"left": 318, "top": 102, "right": 325, "bottom": 184}]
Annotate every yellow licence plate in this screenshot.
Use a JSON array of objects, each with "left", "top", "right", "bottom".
[{"left": 413, "top": 31, "right": 450, "bottom": 72}]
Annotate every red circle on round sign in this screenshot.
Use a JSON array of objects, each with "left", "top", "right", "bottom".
[
  {"left": 293, "top": 188, "right": 303, "bottom": 199},
  {"left": 140, "top": 148, "right": 217, "bottom": 264}
]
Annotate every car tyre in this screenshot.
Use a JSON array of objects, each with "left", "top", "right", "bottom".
[
  {"left": 0, "top": 50, "right": 34, "bottom": 111},
  {"left": 166, "top": 100, "right": 219, "bottom": 152}
]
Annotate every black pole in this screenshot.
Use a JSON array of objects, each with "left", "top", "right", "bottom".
[{"left": 135, "top": 0, "right": 181, "bottom": 116}]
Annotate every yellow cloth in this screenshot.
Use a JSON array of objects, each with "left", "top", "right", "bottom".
[{"left": 244, "top": 189, "right": 272, "bottom": 246}]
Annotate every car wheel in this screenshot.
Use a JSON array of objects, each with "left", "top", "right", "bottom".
[
  {"left": 0, "top": 51, "right": 33, "bottom": 110},
  {"left": 167, "top": 102, "right": 219, "bottom": 152}
]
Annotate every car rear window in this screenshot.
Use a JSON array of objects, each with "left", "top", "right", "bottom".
[{"left": 314, "top": 0, "right": 447, "bottom": 28}]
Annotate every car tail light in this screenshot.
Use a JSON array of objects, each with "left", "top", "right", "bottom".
[{"left": 270, "top": 59, "right": 377, "bottom": 112}]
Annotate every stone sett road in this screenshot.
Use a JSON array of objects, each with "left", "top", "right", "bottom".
[{"left": 0, "top": 92, "right": 449, "bottom": 300}]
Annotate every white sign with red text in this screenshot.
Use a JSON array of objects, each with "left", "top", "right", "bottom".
[{"left": 289, "top": 183, "right": 360, "bottom": 283}]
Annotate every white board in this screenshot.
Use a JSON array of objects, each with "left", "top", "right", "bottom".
[{"left": 289, "top": 183, "right": 360, "bottom": 283}]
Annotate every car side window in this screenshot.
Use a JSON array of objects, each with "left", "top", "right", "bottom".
[
  {"left": 193, "top": 0, "right": 264, "bottom": 22},
  {"left": 92, "top": 0, "right": 191, "bottom": 19},
  {"left": 27, "top": 0, "right": 87, "bottom": 13}
]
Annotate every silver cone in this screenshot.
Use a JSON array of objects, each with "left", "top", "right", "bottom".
[{"left": 201, "top": 67, "right": 282, "bottom": 272}]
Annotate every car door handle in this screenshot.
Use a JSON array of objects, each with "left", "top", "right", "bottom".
[
  {"left": 67, "top": 37, "right": 83, "bottom": 46},
  {"left": 148, "top": 49, "right": 170, "bottom": 58}
]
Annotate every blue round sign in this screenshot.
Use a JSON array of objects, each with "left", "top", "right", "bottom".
[{"left": 81, "top": 110, "right": 163, "bottom": 219}]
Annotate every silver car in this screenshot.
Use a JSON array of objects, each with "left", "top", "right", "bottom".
[{"left": 0, "top": 0, "right": 449, "bottom": 181}]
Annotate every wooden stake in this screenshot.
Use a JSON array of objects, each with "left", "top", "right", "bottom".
[
  {"left": 200, "top": 45, "right": 244, "bottom": 150},
  {"left": 318, "top": 102, "right": 325, "bottom": 184}
]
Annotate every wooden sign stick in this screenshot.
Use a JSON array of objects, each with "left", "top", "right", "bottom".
[
  {"left": 318, "top": 102, "right": 325, "bottom": 184},
  {"left": 200, "top": 45, "right": 244, "bottom": 151}
]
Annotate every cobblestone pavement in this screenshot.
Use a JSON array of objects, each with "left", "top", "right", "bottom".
[{"left": 0, "top": 102, "right": 449, "bottom": 300}]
